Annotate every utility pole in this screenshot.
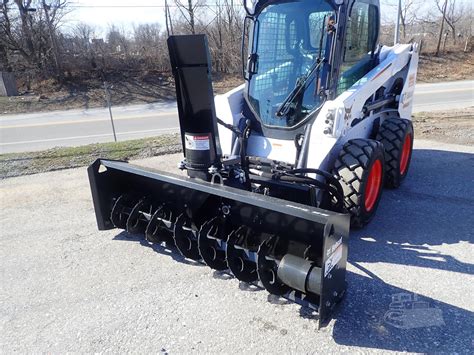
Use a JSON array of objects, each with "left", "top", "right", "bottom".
[
  {"left": 394, "top": 0, "right": 401, "bottom": 44},
  {"left": 165, "top": 0, "right": 174, "bottom": 35},
  {"left": 165, "top": 0, "right": 170, "bottom": 37}
]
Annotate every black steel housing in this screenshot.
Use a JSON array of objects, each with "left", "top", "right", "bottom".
[{"left": 88, "top": 159, "right": 350, "bottom": 326}]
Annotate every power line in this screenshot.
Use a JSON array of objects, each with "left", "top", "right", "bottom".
[{"left": 67, "top": 4, "right": 241, "bottom": 8}]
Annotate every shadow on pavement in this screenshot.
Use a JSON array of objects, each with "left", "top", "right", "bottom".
[
  {"left": 332, "top": 270, "right": 473, "bottom": 352},
  {"left": 333, "top": 148, "right": 473, "bottom": 352},
  {"left": 351, "top": 148, "right": 473, "bottom": 274}
]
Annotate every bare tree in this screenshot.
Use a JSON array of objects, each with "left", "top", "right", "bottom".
[
  {"left": 0, "top": 1, "right": 39, "bottom": 66},
  {"left": 436, "top": 0, "right": 463, "bottom": 44},
  {"left": 41, "top": 0, "right": 68, "bottom": 82},
  {"left": 203, "top": 0, "right": 243, "bottom": 72},
  {"left": 435, "top": 0, "right": 448, "bottom": 56},
  {"left": 106, "top": 25, "right": 130, "bottom": 55},
  {"left": 393, "top": 0, "right": 422, "bottom": 40},
  {"left": 1, "top": 0, "right": 69, "bottom": 79},
  {"left": 72, "top": 22, "right": 96, "bottom": 47},
  {"left": 174, "top": 0, "right": 205, "bottom": 34},
  {"left": 70, "top": 22, "right": 98, "bottom": 69},
  {"left": 0, "top": 0, "right": 237, "bottom": 92}
]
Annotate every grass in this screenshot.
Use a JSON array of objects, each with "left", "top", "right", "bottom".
[
  {"left": 0, "top": 134, "right": 181, "bottom": 179},
  {"left": 0, "top": 72, "right": 244, "bottom": 115}
]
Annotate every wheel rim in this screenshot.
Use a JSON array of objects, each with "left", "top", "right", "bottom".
[
  {"left": 364, "top": 159, "right": 382, "bottom": 212},
  {"left": 399, "top": 134, "right": 412, "bottom": 175}
]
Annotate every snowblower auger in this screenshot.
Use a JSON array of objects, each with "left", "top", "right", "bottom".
[{"left": 88, "top": 158, "right": 349, "bottom": 326}]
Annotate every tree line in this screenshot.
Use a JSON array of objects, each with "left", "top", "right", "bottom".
[
  {"left": 0, "top": 0, "right": 245, "bottom": 85},
  {"left": 0, "top": 0, "right": 472, "bottom": 86},
  {"left": 380, "top": 0, "right": 472, "bottom": 55}
]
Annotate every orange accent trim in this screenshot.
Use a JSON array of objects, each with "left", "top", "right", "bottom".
[{"left": 371, "top": 63, "right": 393, "bottom": 81}]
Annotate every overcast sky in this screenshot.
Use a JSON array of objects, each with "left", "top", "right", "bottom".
[
  {"left": 63, "top": 0, "right": 471, "bottom": 36},
  {"left": 65, "top": 0, "right": 168, "bottom": 32}
]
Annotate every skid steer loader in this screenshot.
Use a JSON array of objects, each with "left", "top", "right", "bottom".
[{"left": 88, "top": 0, "right": 418, "bottom": 326}]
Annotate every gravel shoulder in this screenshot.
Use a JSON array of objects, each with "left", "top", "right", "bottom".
[
  {"left": 413, "top": 107, "right": 474, "bottom": 145},
  {"left": 1, "top": 140, "right": 473, "bottom": 353}
]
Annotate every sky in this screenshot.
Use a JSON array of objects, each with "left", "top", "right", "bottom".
[
  {"left": 63, "top": 0, "right": 471, "bottom": 37},
  {"left": 64, "top": 0, "right": 169, "bottom": 34}
]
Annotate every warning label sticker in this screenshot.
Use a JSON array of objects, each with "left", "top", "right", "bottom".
[
  {"left": 324, "top": 243, "right": 343, "bottom": 277},
  {"left": 185, "top": 134, "right": 210, "bottom": 151}
]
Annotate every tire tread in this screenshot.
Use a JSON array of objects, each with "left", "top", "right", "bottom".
[
  {"left": 333, "top": 139, "right": 384, "bottom": 228},
  {"left": 376, "top": 117, "right": 413, "bottom": 188}
]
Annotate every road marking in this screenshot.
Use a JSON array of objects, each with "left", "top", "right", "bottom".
[
  {"left": 415, "top": 88, "right": 474, "bottom": 95},
  {"left": 414, "top": 99, "right": 474, "bottom": 107},
  {"left": 0, "top": 127, "right": 180, "bottom": 146},
  {"left": 0, "top": 111, "right": 177, "bottom": 129}
]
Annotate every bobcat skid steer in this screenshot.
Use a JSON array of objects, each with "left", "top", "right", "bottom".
[{"left": 88, "top": 0, "right": 418, "bottom": 326}]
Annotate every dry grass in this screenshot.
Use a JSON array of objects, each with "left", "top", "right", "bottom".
[
  {"left": 1, "top": 71, "right": 243, "bottom": 115},
  {"left": 417, "top": 51, "right": 474, "bottom": 83},
  {"left": 0, "top": 134, "right": 181, "bottom": 179}
]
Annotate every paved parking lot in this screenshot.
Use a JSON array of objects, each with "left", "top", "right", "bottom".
[{"left": 1, "top": 139, "right": 473, "bottom": 353}]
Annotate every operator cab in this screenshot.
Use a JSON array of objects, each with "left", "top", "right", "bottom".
[{"left": 243, "top": 0, "right": 380, "bottom": 133}]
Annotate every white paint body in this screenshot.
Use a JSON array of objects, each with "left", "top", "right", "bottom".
[{"left": 214, "top": 43, "right": 419, "bottom": 171}]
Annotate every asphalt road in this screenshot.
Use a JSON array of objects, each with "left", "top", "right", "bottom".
[
  {"left": 412, "top": 80, "right": 473, "bottom": 113},
  {"left": 1, "top": 80, "right": 473, "bottom": 154},
  {"left": 0, "top": 101, "right": 179, "bottom": 154},
  {"left": 1, "top": 139, "right": 473, "bottom": 353}
]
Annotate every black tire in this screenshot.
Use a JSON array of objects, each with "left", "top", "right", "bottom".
[
  {"left": 376, "top": 117, "right": 414, "bottom": 188},
  {"left": 333, "top": 139, "right": 385, "bottom": 229}
]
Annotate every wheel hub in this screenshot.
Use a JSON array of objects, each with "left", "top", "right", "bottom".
[{"left": 364, "top": 159, "right": 382, "bottom": 212}]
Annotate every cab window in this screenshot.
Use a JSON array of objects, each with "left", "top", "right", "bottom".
[{"left": 338, "top": 1, "right": 378, "bottom": 94}]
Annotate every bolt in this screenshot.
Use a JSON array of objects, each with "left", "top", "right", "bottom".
[
  {"left": 333, "top": 291, "right": 338, "bottom": 297},
  {"left": 323, "top": 128, "right": 331, "bottom": 135},
  {"left": 222, "top": 205, "right": 230, "bottom": 215},
  {"left": 325, "top": 301, "right": 331, "bottom": 307},
  {"left": 327, "top": 273, "right": 332, "bottom": 279},
  {"left": 208, "top": 165, "right": 219, "bottom": 174}
]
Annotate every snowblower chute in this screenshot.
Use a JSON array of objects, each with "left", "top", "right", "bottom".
[{"left": 88, "top": 34, "right": 350, "bottom": 326}]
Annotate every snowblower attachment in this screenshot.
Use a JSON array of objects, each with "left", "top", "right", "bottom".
[
  {"left": 88, "top": 34, "right": 350, "bottom": 327},
  {"left": 88, "top": 160, "right": 349, "bottom": 325}
]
